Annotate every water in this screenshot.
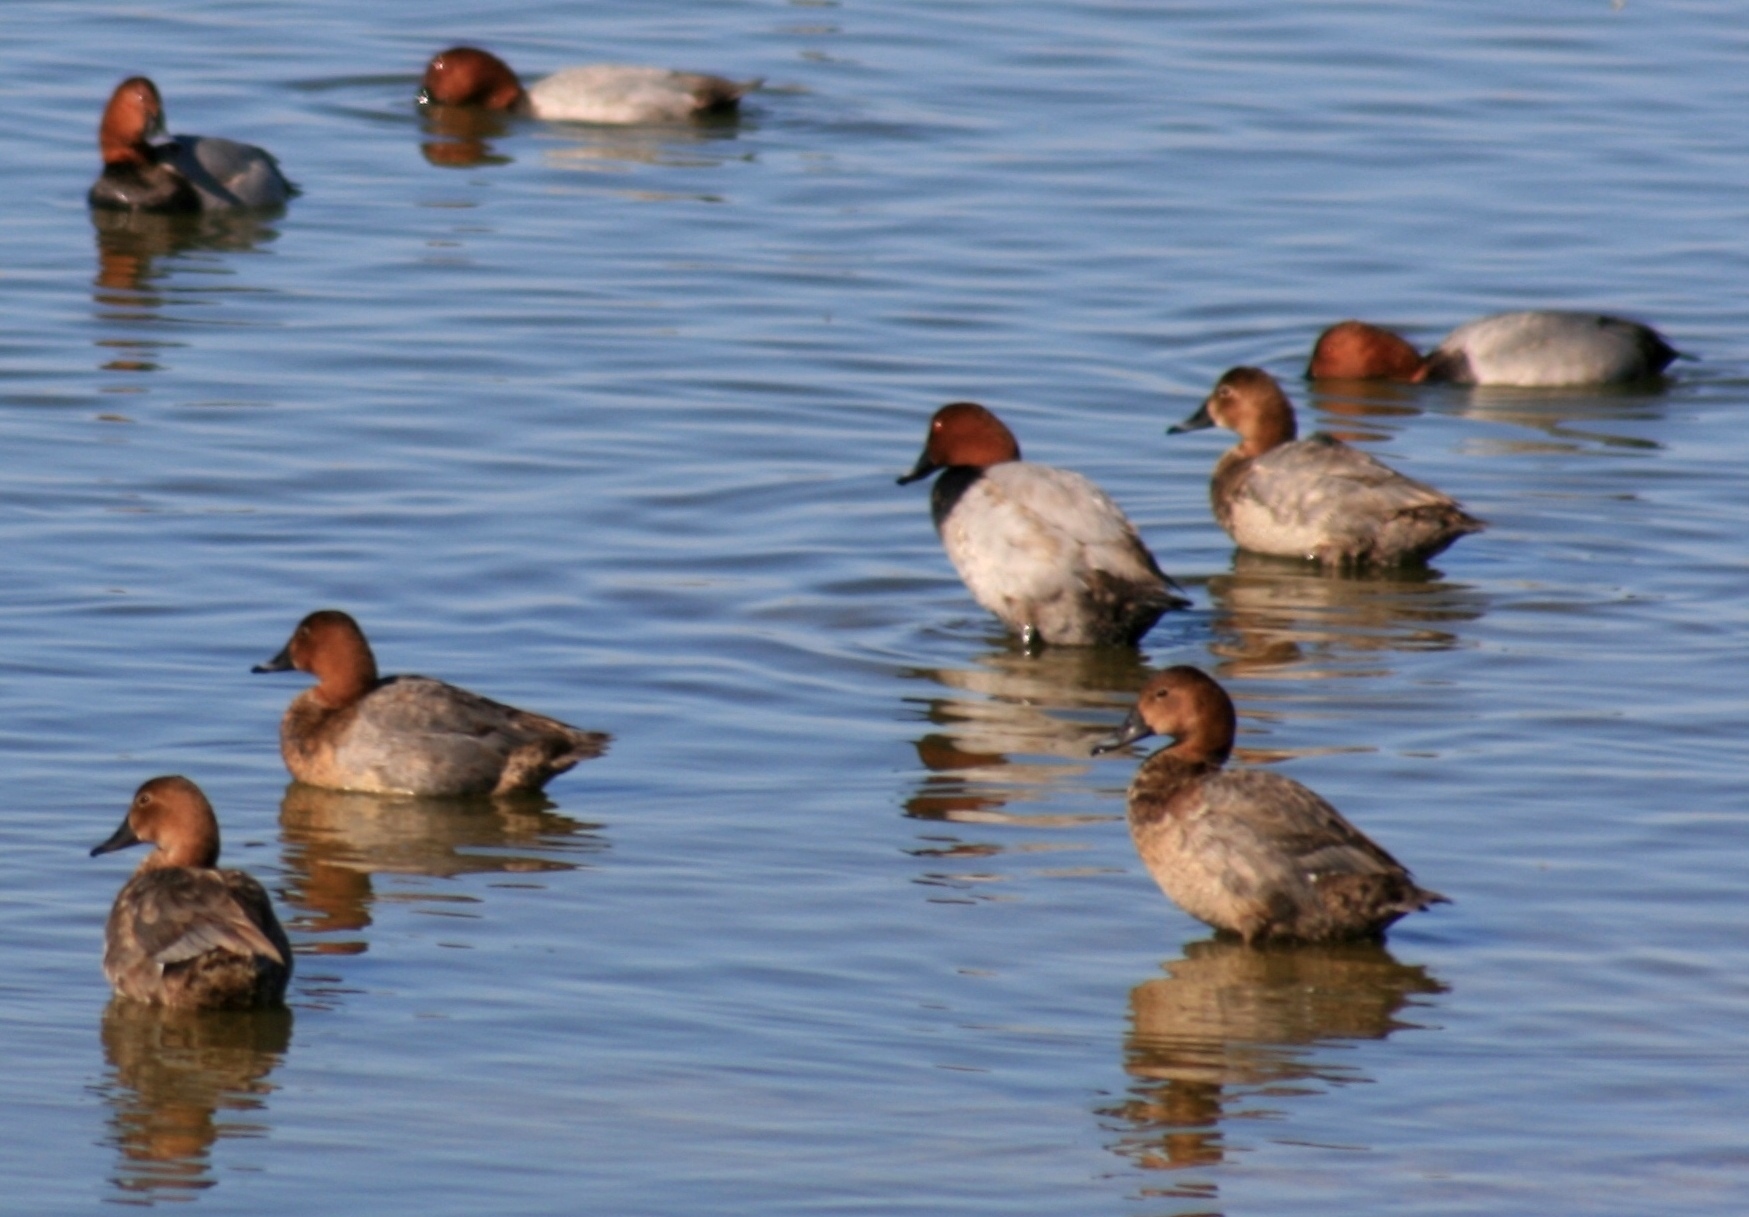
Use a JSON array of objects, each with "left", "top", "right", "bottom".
[{"left": 3, "top": 1, "right": 1748, "bottom": 1212}]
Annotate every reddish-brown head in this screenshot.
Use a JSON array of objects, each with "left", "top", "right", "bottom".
[
  {"left": 1170, "top": 367, "right": 1298, "bottom": 457},
  {"left": 1092, "top": 666, "right": 1235, "bottom": 765},
  {"left": 253, "top": 609, "right": 381, "bottom": 708},
  {"left": 98, "top": 77, "right": 166, "bottom": 167},
  {"left": 897, "top": 402, "right": 1023, "bottom": 484},
  {"left": 1306, "top": 320, "right": 1427, "bottom": 382},
  {"left": 91, "top": 775, "right": 222, "bottom": 870},
  {"left": 419, "top": 47, "right": 527, "bottom": 110}
]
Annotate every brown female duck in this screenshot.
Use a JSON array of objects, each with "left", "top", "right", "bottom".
[
  {"left": 91, "top": 776, "right": 291, "bottom": 1009},
  {"left": 253, "top": 610, "right": 608, "bottom": 797},
  {"left": 1094, "top": 666, "right": 1446, "bottom": 942},
  {"left": 1170, "top": 367, "right": 1483, "bottom": 566}
]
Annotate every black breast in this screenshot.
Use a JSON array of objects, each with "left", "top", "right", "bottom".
[{"left": 929, "top": 466, "right": 985, "bottom": 531}]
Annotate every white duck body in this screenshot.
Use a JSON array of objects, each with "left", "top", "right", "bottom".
[
  {"left": 160, "top": 135, "right": 295, "bottom": 209},
  {"left": 933, "top": 461, "right": 1184, "bottom": 647},
  {"left": 528, "top": 65, "right": 755, "bottom": 123},
  {"left": 1424, "top": 310, "right": 1677, "bottom": 387},
  {"left": 1214, "top": 434, "right": 1482, "bottom": 566}
]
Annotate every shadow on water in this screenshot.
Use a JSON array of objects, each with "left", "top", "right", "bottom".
[
  {"left": 898, "top": 647, "right": 1149, "bottom": 900},
  {"left": 1306, "top": 379, "right": 1668, "bottom": 453},
  {"left": 418, "top": 101, "right": 749, "bottom": 173},
  {"left": 1100, "top": 938, "right": 1446, "bottom": 1204},
  {"left": 96, "top": 1000, "right": 293, "bottom": 1203},
  {"left": 1205, "top": 550, "right": 1487, "bottom": 680},
  {"left": 275, "top": 784, "right": 606, "bottom": 955},
  {"left": 900, "top": 645, "right": 1153, "bottom": 825},
  {"left": 89, "top": 209, "right": 282, "bottom": 377}
]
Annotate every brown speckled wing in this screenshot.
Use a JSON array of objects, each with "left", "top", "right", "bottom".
[
  {"left": 117, "top": 869, "right": 286, "bottom": 967},
  {"left": 1195, "top": 769, "right": 1413, "bottom": 882}
]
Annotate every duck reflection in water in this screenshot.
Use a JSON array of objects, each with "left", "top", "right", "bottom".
[
  {"left": 901, "top": 647, "right": 1151, "bottom": 896},
  {"left": 1207, "top": 549, "right": 1486, "bottom": 679},
  {"left": 1103, "top": 938, "right": 1444, "bottom": 1181},
  {"left": 419, "top": 99, "right": 747, "bottom": 172},
  {"left": 98, "top": 1000, "right": 293, "bottom": 1201},
  {"left": 276, "top": 784, "right": 605, "bottom": 953},
  {"left": 90, "top": 208, "right": 281, "bottom": 374}
]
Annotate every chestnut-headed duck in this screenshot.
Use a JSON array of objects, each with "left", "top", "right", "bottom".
[
  {"left": 1307, "top": 312, "right": 1679, "bottom": 387},
  {"left": 899, "top": 402, "right": 1189, "bottom": 648},
  {"left": 418, "top": 46, "right": 758, "bottom": 125},
  {"left": 1094, "top": 667, "right": 1446, "bottom": 943},
  {"left": 253, "top": 610, "right": 608, "bottom": 797},
  {"left": 1170, "top": 367, "right": 1483, "bottom": 566},
  {"left": 88, "top": 77, "right": 296, "bottom": 213},
  {"left": 91, "top": 776, "right": 292, "bottom": 1009}
]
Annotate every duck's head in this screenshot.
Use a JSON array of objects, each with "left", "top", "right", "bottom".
[
  {"left": 253, "top": 609, "right": 380, "bottom": 708},
  {"left": 1092, "top": 666, "right": 1235, "bottom": 765},
  {"left": 1170, "top": 367, "right": 1300, "bottom": 457},
  {"left": 1306, "top": 320, "right": 1428, "bottom": 382},
  {"left": 418, "top": 46, "right": 527, "bottom": 110},
  {"left": 98, "top": 77, "right": 167, "bottom": 167},
  {"left": 897, "top": 401, "right": 1022, "bottom": 484},
  {"left": 91, "top": 775, "right": 221, "bottom": 870}
]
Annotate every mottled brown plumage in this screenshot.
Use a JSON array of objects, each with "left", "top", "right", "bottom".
[
  {"left": 92, "top": 777, "right": 291, "bottom": 1009},
  {"left": 1094, "top": 667, "right": 1446, "bottom": 943},
  {"left": 1172, "top": 368, "right": 1483, "bottom": 566},
  {"left": 254, "top": 610, "right": 608, "bottom": 796}
]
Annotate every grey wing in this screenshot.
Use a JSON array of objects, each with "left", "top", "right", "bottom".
[
  {"left": 1196, "top": 769, "right": 1413, "bottom": 882},
  {"left": 126, "top": 871, "right": 286, "bottom": 967},
  {"left": 167, "top": 136, "right": 294, "bottom": 207},
  {"left": 987, "top": 464, "right": 1175, "bottom": 589},
  {"left": 1247, "top": 438, "right": 1462, "bottom": 534}
]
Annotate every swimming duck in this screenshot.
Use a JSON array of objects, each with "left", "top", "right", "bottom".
[
  {"left": 1094, "top": 666, "right": 1446, "bottom": 942},
  {"left": 88, "top": 77, "right": 296, "bottom": 212},
  {"left": 898, "top": 402, "right": 1188, "bottom": 648},
  {"left": 1170, "top": 367, "right": 1483, "bottom": 566},
  {"left": 253, "top": 610, "right": 608, "bottom": 797},
  {"left": 418, "top": 46, "right": 758, "bottom": 124},
  {"left": 91, "top": 776, "right": 292, "bottom": 1009},
  {"left": 1307, "top": 312, "right": 1679, "bottom": 387}
]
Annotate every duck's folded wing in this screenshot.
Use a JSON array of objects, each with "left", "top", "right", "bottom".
[
  {"left": 1247, "top": 437, "right": 1461, "bottom": 527},
  {"left": 981, "top": 463, "right": 1173, "bottom": 588},
  {"left": 1194, "top": 769, "right": 1413, "bottom": 880},
  {"left": 362, "top": 676, "right": 608, "bottom": 756},
  {"left": 126, "top": 870, "right": 286, "bottom": 966}
]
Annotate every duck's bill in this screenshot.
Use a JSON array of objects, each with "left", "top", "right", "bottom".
[
  {"left": 252, "top": 645, "right": 294, "bottom": 674},
  {"left": 896, "top": 452, "right": 938, "bottom": 485},
  {"left": 1168, "top": 401, "right": 1215, "bottom": 434},
  {"left": 1091, "top": 707, "right": 1153, "bottom": 755},
  {"left": 90, "top": 816, "right": 141, "bottom": 857}
]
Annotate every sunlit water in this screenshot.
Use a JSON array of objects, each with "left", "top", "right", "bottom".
[{"left": 3, "top": 1, "right": 1749, "bottom": 1213}]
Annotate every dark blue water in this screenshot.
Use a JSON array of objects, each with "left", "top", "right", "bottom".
[{"left": 3, "top": 1, "right": 1748, "bottom": 1213}]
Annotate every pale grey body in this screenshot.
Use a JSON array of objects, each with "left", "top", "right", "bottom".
[
  {"left": 1212, "top": 433, "right": 1482, "bottom": 565},
  {"left": 103, "top": 867, "right": 291, "bottom": 1009},
  {"left": 528, "top": 65, "right": 756, "bottom": 123},
  {"left": 1425, "top": 310, "right": 1677, "bottom": 387},
  {"left": 1128, "top": 759, "right": 1445, "bottom": 943},
  {"left": 936, "top": 462, "right": 1183, "bottom": 646},
  {"left": 281, "top": 674, "right": 609, "bottom": 797}
]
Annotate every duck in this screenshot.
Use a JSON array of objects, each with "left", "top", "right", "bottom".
[
  {"left": 898, "top": 401, "right": 1189, "bottom": 648},
  {"left": 1306, "top": 311, "right": 1680, "bottom": 387},
  {"left": 418, "top": 46, "right": 758, "bottom": 124},
  {"left": 1169, "top": 367, "right": 1483, "bottom": 566},
  {"left": 253, "top": 610, "right": 608, "bottom": 797},
  {"left": 88, "top": 77, "right": 296, "bottom": 212},
  {"left": 1093, "top": 666, "right": 1447, "bottom": 942},
  {"left": 91, "top": 776, "right": 292, "bottom": 1009}
]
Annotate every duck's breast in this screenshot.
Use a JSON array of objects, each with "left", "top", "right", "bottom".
[
  {"left": 161, "top": 136, "right": 293, "bottom": 209},
  {"left": 529, "top": 64, "right": 735, "bottom": 123},
  {"left": 1431, "top": 311, "right": 1674, "bottom": 387}
]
